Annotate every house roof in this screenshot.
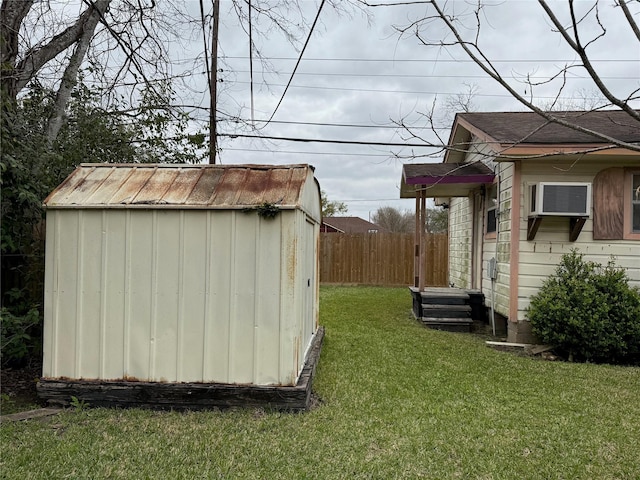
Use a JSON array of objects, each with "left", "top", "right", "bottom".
[
  {"left": 44, "top": 163, "right": 317, "bottom": 210},
  {"left": 446, "top": 109, "right": 640, "bottom": 162},
  {"left": 322, "top": 216, "right": 385, "bottom": 233},
  {"left": 400, "top": 162, "right": 495, "bottom": 198}
]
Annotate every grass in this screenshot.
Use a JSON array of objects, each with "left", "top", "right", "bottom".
[{"left": 1, "top": 286, "right": 639, "bottom": 479}]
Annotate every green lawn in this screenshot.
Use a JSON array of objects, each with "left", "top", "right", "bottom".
[{"left": 1, "top": 286, "right": 639, "bottom": 479}]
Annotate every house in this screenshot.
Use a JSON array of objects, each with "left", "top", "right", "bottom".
[
  {"left": 401, "top": 110, "right": 640, "bottom": 343},
  {"left": 38, "top": 163, "right": 323, "bottom": 410},
  {"left": 321, "top": 216, "right": 386, "bottom": 233}
]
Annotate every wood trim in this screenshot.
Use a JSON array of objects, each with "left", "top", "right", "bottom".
[
  {"left": 624, "top": 169, "right": 640, "bottom": 240},
  {"left": 509, "top": 162, "right": 521, "bottom": 322},
  {"left": 495, "top": 146, "right": 639, "bottom": 158}
]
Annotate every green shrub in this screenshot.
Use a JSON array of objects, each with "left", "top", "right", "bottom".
[
  {"left": 527, "top": 250, "right": 640, "bottom": 365},
  {"left": 1, "top": 306, "right": 42, "bottom": 367}
]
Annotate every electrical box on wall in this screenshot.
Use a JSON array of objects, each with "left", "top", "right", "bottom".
[
  {"left": 529, "top": 182, "right": 591, "bottom": 216},
  {"left": 487, "top": 257, "right": 497, "bottom": 280}
]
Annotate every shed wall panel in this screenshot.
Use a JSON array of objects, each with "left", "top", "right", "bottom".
[
  {"left": 205, "top": 211, "right": 233, "bottom": 383},
  {"left": 102, "top": 211, "right": 127, "bottom": 380},
  {"left": 78, "top": 211, "right": 103, "bottom": 379},
  {"left": 154, "top": 211, "right": 181, "bottom": 382},
  {"left": 177, "top": 212, "right": 208, "bottom": 382},
  {"left": 55, "top": 212, "right": 80, "bottom": 377},
  {"left": 254, "top": 216, "right": 283, "bottom": 385},
  {"left": 229, "top": 214, "right": 258, "bottom": 384},
  {"left": 127, "top": 212, "right": 154, "bottom": 380}
]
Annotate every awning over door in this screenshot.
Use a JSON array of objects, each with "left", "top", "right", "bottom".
[{"left": 400, "top": 162, "right": 495, "bottom": 198}]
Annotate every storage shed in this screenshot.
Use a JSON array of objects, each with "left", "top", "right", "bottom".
[{"left": 38, "top": 163, "right": 323, "bottom": 410}]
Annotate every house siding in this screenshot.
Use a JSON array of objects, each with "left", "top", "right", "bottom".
[
  {"left": 448, "top": 138, "right": 496, "bottom": 289},
  {"left": 448, "top": 196, "right": 472, "bottom": 288},
  {"left": 515, "top": 158, "right": 640, "bottom": 321},
  {"left": 482, "top": 162, "right": 513, "bottom": 320},
  {"left": 448, "top": 153, "right": 639, "bottom": 327}
]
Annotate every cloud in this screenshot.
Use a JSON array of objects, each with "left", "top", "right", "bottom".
[{"left": 181, "top": 0, "right": 639, "bottom": 219}]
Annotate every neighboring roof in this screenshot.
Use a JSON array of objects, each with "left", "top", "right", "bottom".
[
  {"left": 446, "top": 109, "right": 640, "bottom": 162},
  {"left": 321, "top": 216, "right": 385, "bottom": 233},
  {"left": 400, "top": 162, "right": 495, "bottom": 198},
  {"left": 44, "top": 163, "right": 316, "bottom": 209}
]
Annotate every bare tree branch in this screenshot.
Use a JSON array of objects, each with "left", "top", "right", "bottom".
[
  {"left": 381, "top": 0, "right": 640, "bottom": 153},
  {"left": 47, "top": 1, "right": 106, "bottom": 143},
  {"left": 13, "top": 0, "right": 112, "bottom": 95},
  {"left": 617, "top": 0, "right": 640, "bottom": 42}
]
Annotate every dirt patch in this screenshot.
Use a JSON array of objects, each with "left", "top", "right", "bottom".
[{"left": 1, "top": 363, "right": 43, "bottom": 413}]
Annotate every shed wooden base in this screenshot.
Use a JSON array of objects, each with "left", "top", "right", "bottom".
[{"left": 37, "top": 327, "right": 324, "bottom": 412}]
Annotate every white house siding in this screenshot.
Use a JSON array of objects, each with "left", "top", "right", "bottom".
[
  {"left": 481, "top": 162, "right": 514, "bottom": 319},
  {"left": 515, "top": 158, "right": 640, "bottom": 321},
  {"left": 448, "top": 139, "right": 499, "bottom": 289},
  {"left": 43, "top": 208, "right": 314, "bottom": 386},
  {"left": 448, "top": 196, "right": 473, "bottom": 288}
]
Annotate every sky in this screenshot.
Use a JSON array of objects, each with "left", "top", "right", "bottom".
[{"left": 176, "top": 1, "right": 639, "bottom": 220}]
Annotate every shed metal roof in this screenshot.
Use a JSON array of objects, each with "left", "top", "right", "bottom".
[{"left": 44, "top": 163, "right": 315, "bottom": 209}]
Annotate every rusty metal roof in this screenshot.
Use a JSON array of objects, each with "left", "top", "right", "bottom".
[{"left": 44, "top": 164, "right": 315, "bottom": 209}]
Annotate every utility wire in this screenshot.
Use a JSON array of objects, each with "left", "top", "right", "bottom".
[
  {"left": 248, "top": 0, "right": 255, "bottom": 124},
  {"left": 198, "top": 0, "right": 211, "bottom": 93},
  {"left": 223, "top": 56, "right": 637, "bottom": 63},
  {"left": 218, "top": 133, "right": 438, "bottom": 148},
  {"left": 222, "top": 147, "right": 393, "bottom": 157},
  {"left": 220, "top": 117, "right": 443, "bottom": 130},
  {"left": 230, "top": 70, "right": 631, "bottom": 81},
  {"left": 263, "top": 0, "right": 326, "bottom": 126}
]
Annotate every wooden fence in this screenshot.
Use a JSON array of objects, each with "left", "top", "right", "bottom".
[{"left": 319, "top": 232, "right": 448, "bottom": 287}]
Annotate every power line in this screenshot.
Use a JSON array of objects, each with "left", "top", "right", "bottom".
[
  {"left": 264, "top": 0, "right": 326, "bottom": 125},
  {"left": 231, "top": 70, "right": 634, "bottom": 81},
  {"left": 222, "top": 147, "right": 393, "bottom": 157},
  {"left": 223, "top": 55, "right": 639, "bottom": 63},
  {"left": 219, "top": 117, "right": 446, "bottom": 130},
  {"left": 232, "top": 81, "right": 612, "bottom": 99},
  {"left": 218, "top": 133, "right": 439, "bottom": 148}
]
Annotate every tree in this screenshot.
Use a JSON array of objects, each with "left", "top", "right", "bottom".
[
  {"left": 425, "top": 207, "right": 448, "bottom": 234},
  {"left": 321, "top": 190, "right": 348, "bottom": 217},
  {"left": 372, "top": 206, "right": 414, "bottom": 233},
  {"left": 375, "top": 0, "right": 640, "bottom": 153},
  {"left": 372, "top": 205, "right": 448, "bottom": 233}
]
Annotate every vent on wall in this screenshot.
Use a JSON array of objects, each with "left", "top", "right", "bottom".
[{"left": 529, "top": 182, "right": 591, "bottom": 217}]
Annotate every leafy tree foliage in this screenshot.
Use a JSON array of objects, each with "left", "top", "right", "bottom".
[
  {"left": 372, "top": 206, "right": 448, "bottom": 233},
  {"left": 321, "top": 190, "right": 348, "bottom": 217},
  {"left": 527, "top": 251, "right": 640, "bottom": 365}
]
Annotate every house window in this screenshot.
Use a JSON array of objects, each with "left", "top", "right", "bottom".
[
  {"left": 631, "top": 172, "right": 640, "bottom": 233},
  {"left": 486, "top": 184, "right": 497, "bottom": 235}
]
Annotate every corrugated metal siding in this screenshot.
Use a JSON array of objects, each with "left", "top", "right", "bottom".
[
  {"left": 43, "top": 164, "right": 321, "bottom": 386},
  {"left": 43, "top": 208, "right": 316, "bottom": 385}
]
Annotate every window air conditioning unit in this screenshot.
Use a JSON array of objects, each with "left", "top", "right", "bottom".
[{"left": 529, "top": 182, "right": 591, "bottom": 216}]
